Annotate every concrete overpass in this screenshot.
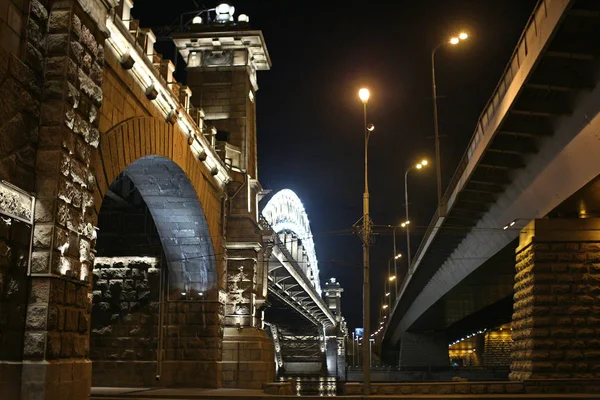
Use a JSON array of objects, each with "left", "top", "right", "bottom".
[{"left": 383, "top": 0, "right": 600, "bottom": 381}]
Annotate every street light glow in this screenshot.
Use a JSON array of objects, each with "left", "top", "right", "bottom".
[
  {"left": 421, "top": 159, "right": 428, "bottom": 166},
  {"left": 388, "top": 275, "right": 396, "bottom": 282},
  {"left": 394, "top": 253, "right": 402, "bottom": 260},
  {"left": 382, "top": 304, "right": 388, "bottom": 309},
  {"left": 385, "top": 292, "right": 390, "bottom": 297},
  {"left": 449, "top": 37, "right": 460, "bottom": 45},
  {"left": 367, "top": 123, "right": 375, "bottom": 132},
  {"left": 459, "top": 32, "right": 469, "bottom": 40},
  {"left": 416, "top": 164, "right": 423, "bottom": 169},
  {"left": 359, "top": 88, "right": 370, "bottom": 103}
]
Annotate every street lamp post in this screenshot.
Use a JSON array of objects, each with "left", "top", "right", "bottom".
[
  {"left": 432, "top": 32, "right": 468, "bottom": 216},
  {"left": 358, "top": 87, "right": 373, "bottom": 396},
  {"left": 387, "top": 251, "right": 402, "bottom": 300},
  {"left": 404, "top": 160, "right": 428, "bottom": 269}
]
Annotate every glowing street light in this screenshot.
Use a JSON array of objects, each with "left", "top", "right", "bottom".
[
  {"left": 385, "top": 292, "right": 390, "bottom": 297},
  {"left": 358, "top": 87, "right": 373, "bottom": 396},
  {"left": 388, "top": 275, "right": 396, "bottom": 282},
  {"left": 382, "top": 304, "right": 388, "bottom": 309},
  {"left": 359, "top": 88, "right": 371, "bottom": 103},
  {"left": 432, "top": 32, "right": 469, "bottom": 216}
]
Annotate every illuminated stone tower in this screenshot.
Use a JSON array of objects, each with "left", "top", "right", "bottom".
[
  {"left": 173, "top": 4, "right": 274, "bottom": 389},
  {"left": 323, "top": 278, "right": 347, "bottom": 378}
]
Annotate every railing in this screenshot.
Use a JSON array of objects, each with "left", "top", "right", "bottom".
[
  {"left": 409, "top": 0, "right": 556, "bottom": 273},
  {"left": 392, "top": 0, "right": 567, "bottom": 315}
]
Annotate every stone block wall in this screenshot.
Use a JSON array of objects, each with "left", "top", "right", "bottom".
[
  {"left": 187, "top": 68, "right": 255, "bottom": 178},
  {"left": 20, "top": 0, "right": 108, "bottom": 398},
  {"left": 511, "top": 219, "right": 600, "bottom": 381},
  {"left": 161, "top": 300, "right": 224, "bottom": 387},
  {"left": 483, "top": 328, "right": 512, "bottom": 367},
  {"left": 0, "top": 0, "right": 27, "bottom": 56},
  {"left": 222, "top": 326, "right": 275, "bottom": 389},
  {"left": 90, "top": 256, "right": 161, "bottom": 387}
]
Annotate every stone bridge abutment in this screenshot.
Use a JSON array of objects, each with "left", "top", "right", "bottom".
[{"left": 0, "top": 0, "right": 276, "bottom": 398}]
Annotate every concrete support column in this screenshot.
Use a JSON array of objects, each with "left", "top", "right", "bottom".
[
  {"left": 510, "top": 218, "right": 600, "bottom": 381},
  {"left": 398, "top": 332, "right": 449, "bottom": 369},
  {"left": 19, "top": 1, "right": 107, "bottom": 399}
]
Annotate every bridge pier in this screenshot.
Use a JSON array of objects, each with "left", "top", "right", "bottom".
[{"left": 511, "top": 218, "right": 600, "bottom": 381}]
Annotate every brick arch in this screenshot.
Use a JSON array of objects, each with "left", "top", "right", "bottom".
[{"left": 93, "top": 116, "right": 225, "bottom": 295}]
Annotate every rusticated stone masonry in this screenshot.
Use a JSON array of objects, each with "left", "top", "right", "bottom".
[
  {"left": 511, "top": 218, "right": 600, "bottom": 381},
  {"left": 91, "top": 257, "right": 160, "bottom": 387},
  {"left": 21, "top": 0, "right": 107, "bottom": 398},
  {"left": 483, "top": 328, "right": 512, "bottom": 368},
  {"left": 1, "top": 1, "right": 48, "bottom": 398}
]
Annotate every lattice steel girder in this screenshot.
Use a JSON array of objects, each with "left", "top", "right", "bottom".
[
  {"left": 268, "top": 261, "right": 285, "bottom": 273},
  {"left": 275, "top": 275, "right": 294, "bottom": 285},
  {"left": 271, "top": 244, "right": 335, "bottom": 326},
  {"left": 281, "top": 283, "right": 299, "bottom": 292},
  {"left": 268, "top": 283, "right": 321, "bottom": 327}
]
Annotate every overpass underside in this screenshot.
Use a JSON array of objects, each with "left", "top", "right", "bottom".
[{"left": 385, "top": 0, "right": 600, "bottom": 382}]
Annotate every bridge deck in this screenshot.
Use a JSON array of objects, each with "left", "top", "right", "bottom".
[{"left": 385, "top": 0, "right": 600, "bottom": 344}]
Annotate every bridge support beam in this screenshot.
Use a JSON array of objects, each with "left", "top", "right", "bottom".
[
  {"left": 398, "top": 332, "right": 449, "bottom": 369},
  {"left": 511, "top": 218, "right": 600, "bottom": 381}
]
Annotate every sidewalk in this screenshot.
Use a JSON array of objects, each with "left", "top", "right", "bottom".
[{"left": 91, "top": 387, "right": 600, "bottom": 400}]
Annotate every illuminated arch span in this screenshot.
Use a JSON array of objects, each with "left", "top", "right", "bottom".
[{"left": 262, "top": 189, "right": 321, "bottom": 294}]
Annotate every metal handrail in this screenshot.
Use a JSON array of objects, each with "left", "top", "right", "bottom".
[{"left": 409, "top": 0, "right": 550, "bottom": 273}]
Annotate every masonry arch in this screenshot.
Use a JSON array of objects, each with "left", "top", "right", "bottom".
[
  {"left": 94, "top": 116, "right": 226, "bottom": 295},
  {"left": 90, "top": 117, "right": 227, "bottom": 387}
]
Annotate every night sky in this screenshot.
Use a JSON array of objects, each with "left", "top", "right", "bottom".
[{"left": 133, "top": 0, "right": 538, "bottom": 331}]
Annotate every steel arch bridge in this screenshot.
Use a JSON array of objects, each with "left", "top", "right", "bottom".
[{"left": 261, "top": 189, "right": 341, "bottom": 375}]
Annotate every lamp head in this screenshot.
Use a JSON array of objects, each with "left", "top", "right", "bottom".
[
  {"left": 449, "top": 37, "right": 460, "bottom": 45},
  {"left": 358, "top": 88, "right": 370, "bottom": 103},
  {"left": 421, "top": 159, "right": 428, "bottom": 166},
  {"left": 459, "top": 32, "right": 469, "bottom": 40},
  {"left": 367, "top": 123, "right": 375, "bottom": 132}
]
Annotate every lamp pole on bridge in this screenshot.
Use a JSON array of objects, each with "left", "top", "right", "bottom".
[
  {"left": 404, "top": 160, "right": 428, "bottom": 269},
  {"left": 358, "top": 87, "right": 374, "bottom": 396},
  {"left": 432, "top": 32, "right": 469, "bottom": 216}
]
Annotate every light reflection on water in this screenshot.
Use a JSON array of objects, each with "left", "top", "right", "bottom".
[{"left": 279, "top": 376, "right": 337, "bottom": 397}]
